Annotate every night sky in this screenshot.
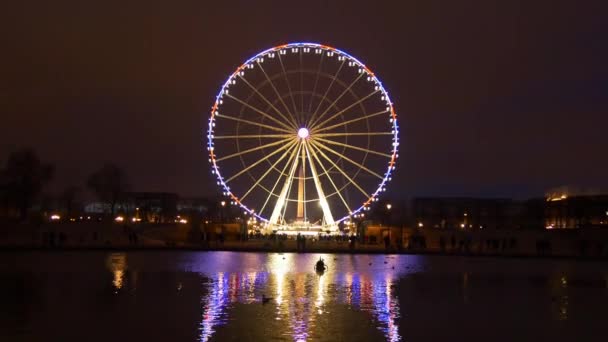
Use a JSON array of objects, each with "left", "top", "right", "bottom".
[{"left": 2, "top": 0, "right": 607, "bottom": 199}]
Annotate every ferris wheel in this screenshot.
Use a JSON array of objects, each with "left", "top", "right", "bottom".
[{"left": 207, "top": 42, "right": 398, "bottom": 233}]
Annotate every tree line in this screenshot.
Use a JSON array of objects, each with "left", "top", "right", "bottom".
[{"left": 1, "top": 148, "right": 129, "bottom": 221}]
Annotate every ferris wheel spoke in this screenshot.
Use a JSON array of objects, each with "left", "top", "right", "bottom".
[
  {"left": 224, "top": 93, "right": 294, "bottom": 131},
  {"left": 299, "top": 49, "right": 304, "bottom": 117},
  {"left": 309, "top": 72, "right": 365, "bottom": 129},
  {"left": 237, "top": 75, "right": 298, "bottom": 130},
  {"left": 216, "top": 113, "right": 292, "bottom": 133},
  {"left": 256, "top": 61, "right": 299, "bottom": 128},
  {"left": 303, "top": 141, "right": 335, "bottom": 226},
  {"left": 269, "top": 143, "right": 302, "bottom": 225},
  {"left": 312, "top": 109, "right": 389, "bottom": 133},
  {"left": 311, "top": 88, "right": 380, "bottom": 131},
  {"left": 259, "top": 140, "right": 301, "bottom": 217},
  {"left": 314, "top": 132, "right": 393, "bottom": 138},
  {"left": 307, "top": 53, "right": 324, "bottom": 113},
  {"left": 308, "top": 141, "right": 370, "bottom": 198},
  {"left": 305, "top": 142, "right": 352, "bottom": 214},
  {"left": 239, "top": 140, "right": 299, "bottom": 201},
  {"left": 311, "top": 140, "right": 384, "bottom": 179},
  {"left": 277, "top": 53, "right": 300, "bottom": 124},
  {"left": 279, "top": 143, "right": 302, "bottom": 225},
  {"left": 213, "top": 133, "right": 292, "bottom": 139},
  {"left": 216, "top": 137, "right": 292, "bottom": 162},
  {"left": 314, "top": 137, "right": 392, "bottom": 158},
  {"left": 225, "top": 138, "right": 297, "bottom": 183},
  {"left": 308, "top": 59, "right": 346, "bottom": 126}
]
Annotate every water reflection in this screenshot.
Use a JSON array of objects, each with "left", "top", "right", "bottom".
[
  {"left": 551, "top": 274, "right": 569, "bottom": 321},
  {"left": 3, "top": 251, "right": 607, "bottom": 341},
  {"left": 196, "top": 253, "right": 401, "bottom": 341},
  {"left": 106, "top": 252, "right": 127, "bottom": 292},
  {"left": 199, "top": 272, "right": 228, "bottom": 342},
  {"left": 90, "top": 251, "right": 608, "bottom": 342}
]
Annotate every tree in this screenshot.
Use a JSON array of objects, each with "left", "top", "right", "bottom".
[
  {"left": 87, "top": 163, "right": 129, "bottom": 216},
  {"left": 1, "top": 148, "right": 54, "bottom": 220},
  {"left": 61, "top": 185, "right": 81, "bottom": 218}
]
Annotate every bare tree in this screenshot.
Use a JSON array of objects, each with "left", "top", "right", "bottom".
[
  {"left": 87, "top": 163, "right": 129, "bottom": 216},
  {"left": 61, "top": 185, "right": 81, "bottom": 218},
  {"left": 2, "top": 148, "right": 54, "bottom": 220}
]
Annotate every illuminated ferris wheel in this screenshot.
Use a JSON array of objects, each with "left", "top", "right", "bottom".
[{"left": 207, "top": 42, "right": 398, "bottom": 233}]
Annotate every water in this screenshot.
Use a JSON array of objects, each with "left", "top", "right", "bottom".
[{"left": 1, "top": 251, "right": 607, "bottom": 341}]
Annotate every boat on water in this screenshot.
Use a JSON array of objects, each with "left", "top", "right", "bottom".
[{"left": 315, "top": 257, "right": 327, "bottom": 273}]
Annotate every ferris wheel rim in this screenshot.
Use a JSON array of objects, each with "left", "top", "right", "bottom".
[{"left": 207, "top": 42, "right": 399, "bottom": 226}]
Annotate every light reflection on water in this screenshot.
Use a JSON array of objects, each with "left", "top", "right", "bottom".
[
  {"left": 3, "top": 251, "right": 608, "bottom": 341},
  {"left": 196, "top": 253, "right": 402, "bottom": 341},
  {"left": 106, "top": 252, "right": 127, "bottom": 292}
]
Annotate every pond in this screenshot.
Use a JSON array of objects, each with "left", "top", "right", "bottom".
[{"left": 1, "top": 251, "right": 607, "bottom": 341}]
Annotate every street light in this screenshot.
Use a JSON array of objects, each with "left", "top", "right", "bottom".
[{"left": 220, "top": 200, "right": 226, "bottom": 223}]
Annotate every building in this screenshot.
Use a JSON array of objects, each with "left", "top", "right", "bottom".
[
  {"left": 412, "top": 197, "right": 544, "bottom": 230},
  {"left": 84, "top": 192, "right": 179, "bottom": 223},
  {"left": 545, "top": 195, "right": 608, "bottom": 229}
]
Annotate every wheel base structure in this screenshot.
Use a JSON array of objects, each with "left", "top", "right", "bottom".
[{"left": 262, "top": 221, "right": 339, "bottom": 236}]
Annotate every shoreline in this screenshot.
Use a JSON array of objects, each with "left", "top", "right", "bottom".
[
  {"left": 2, "top": 221, "right": 608, "bottom": 260},
  {"left": 1, "top": 243, "right": 607, "bottom": 261}
]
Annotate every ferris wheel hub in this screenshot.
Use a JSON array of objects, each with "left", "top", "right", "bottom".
[{"left": 297, "top": 127, "right": 309, "bottom": 139}]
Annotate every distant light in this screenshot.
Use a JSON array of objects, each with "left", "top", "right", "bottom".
[
  {"left": 463, "top": 212, "right": 468, "bottom": 216},
  {"left": 460, "top": 223, "right": 465, "bottom": 228},
  {"left": 179, "top": 218, "right": 188, "bottom": 224},
  {"left": 115, "top": 216, "right": 124, "bottom": 222},
  {"left": 549, "top": 194, "right": 568, "bottom": 202},
  {"left": 418, "top": 222, "right": 423, "bottom": 228},
  {"left": 221, "top": 201, "right": 226, "bottom": 207},
  {"left": 386, "top": 203, "right": 392, "bottom": 210},
  {"left": 298, "top": 127, "right": 309, "bottom": 139},
  {"left": 50, "top": 214, "right": 60, "bottom": 221}
]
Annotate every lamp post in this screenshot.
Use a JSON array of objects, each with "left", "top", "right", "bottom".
[
  {"left": 220, "top": 200, "right": 226, "bottom": 224},
  {"left": 385, "top": 203, "right": 392, "bottom": 247},
  {"left": 385, "top": 203, "right": 392, "bottom": 226}
]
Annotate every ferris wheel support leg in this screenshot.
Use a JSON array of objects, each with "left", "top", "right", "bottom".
[
  {"left": 269, "top": 143, "right": 302, "bottom": 228},
  {"left": 303, "top": 141, "right": 336, "bottom": 231}
]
